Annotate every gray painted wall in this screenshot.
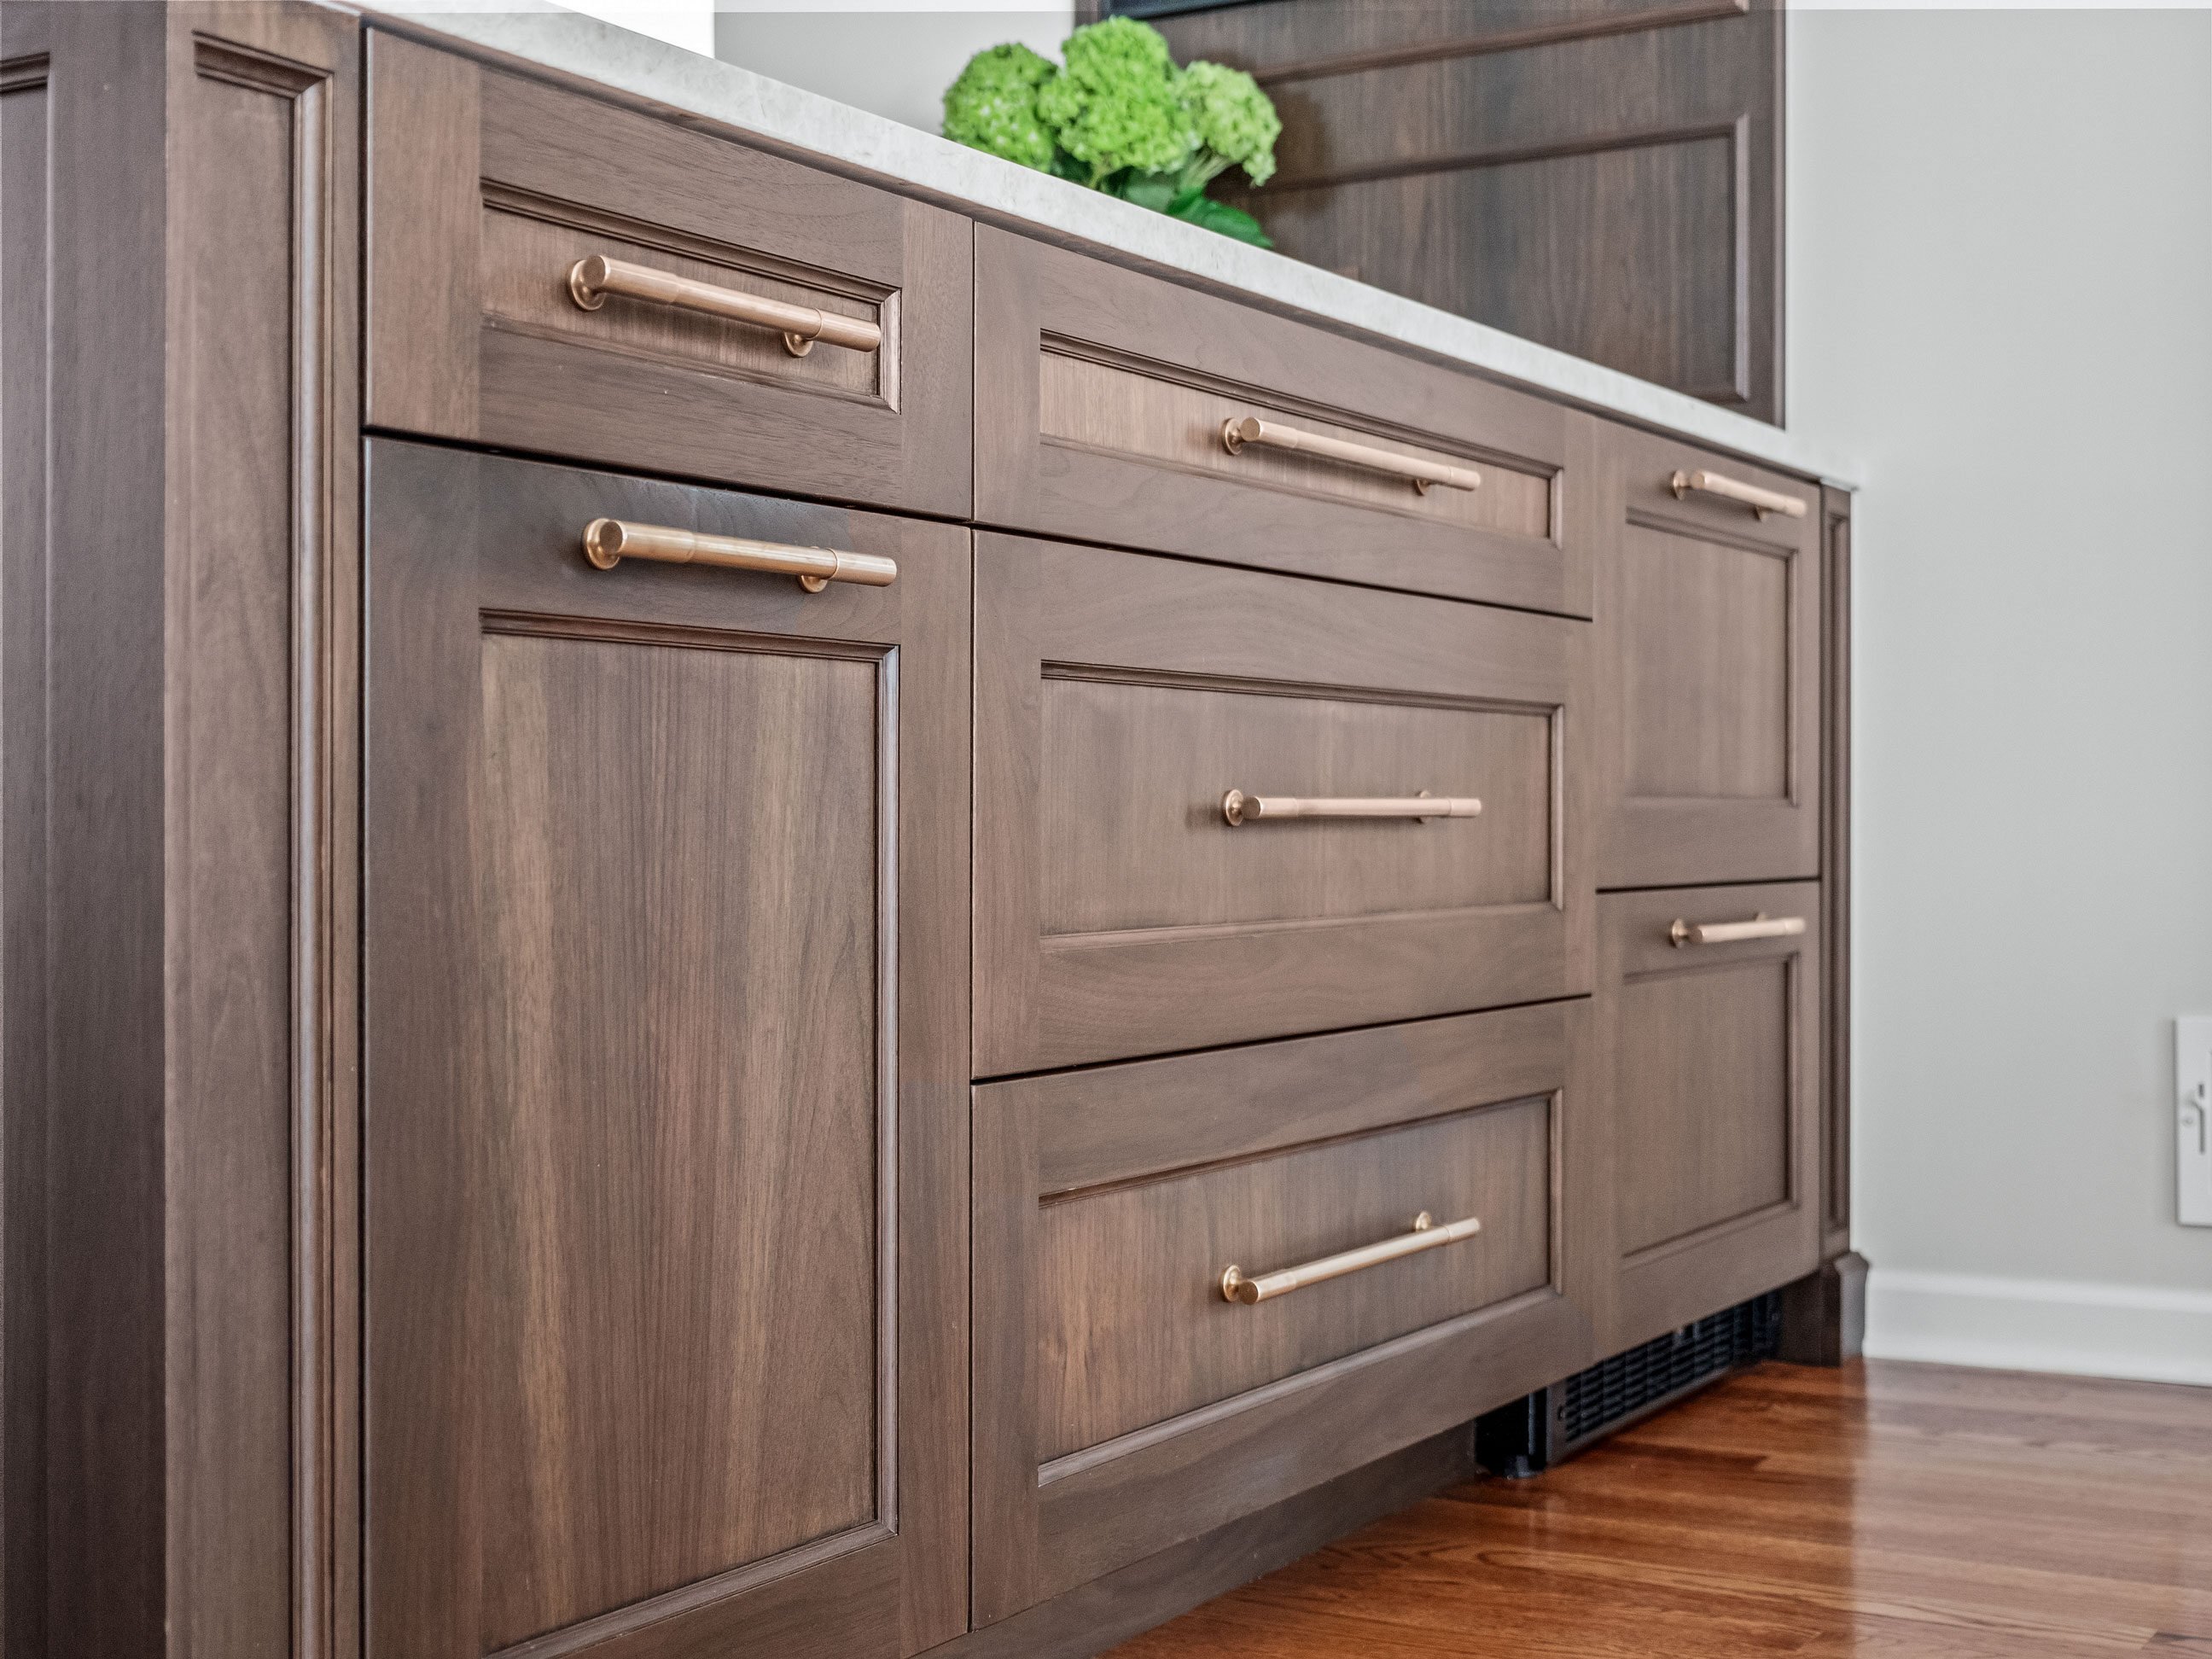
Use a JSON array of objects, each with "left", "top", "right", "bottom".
[{"left": 1789, "top": 5, "right": 2212, "bottom": 1380}]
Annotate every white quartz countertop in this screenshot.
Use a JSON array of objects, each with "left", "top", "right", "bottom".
[{"left": 377, "top": 3, "right": 1862, "bottom": 488}]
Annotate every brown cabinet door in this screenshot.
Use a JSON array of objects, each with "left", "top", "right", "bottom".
[
  {"left": 973, "top": 1001, "right": 1599, "bottom": 1622},
  {"left": 363, "top": 442, "right": 969, "bottom": 1659},
  {"left": 975, "top": 228, "right": 1592, "bottom": 617},
  {"left": 975, "top": 532, "right": 1591, "bottom": 1075},
  {"left": 1597, "top": 882, "right": 1822, "bottom": 1353},
  {"left": 365, "top": 32, "right": 970, "bottom": 516},
  {"left": 1596, "top": 423, "right": 1821, "bottom": 887}
]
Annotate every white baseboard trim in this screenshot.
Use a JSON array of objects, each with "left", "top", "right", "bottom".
[{"left": 1864, "top": 1268, "right": 2212, "bottom": 1386}]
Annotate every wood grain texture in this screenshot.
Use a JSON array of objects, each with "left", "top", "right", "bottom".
[
  {"left": 366, "top": 34, "right": 970, "bottom": 516},
  {"left": 1595, "top": 419, "right": 1820, "bottom": 888},
  {"left": 1150, "top": 0, "right": 1784, "bottom": 422},
  {"left": 973, "top": 532, "right": 1590, "bottom": 1075},
  {"left": 364, "top": 441, "right": 969, "bottom": 1659},
  {"left": 972, "top": 999, "right": 1602, "bottom": 1623},
  {"left": 1103, "top": 1359, "right": 2212, "bottom": 1659},
  {"left": 975, "top": 228, "right": 1588, "bottom": 617},
  {"left": 1819, "top": 489, "right": 1853, "bottom": 1257},
  {"left": 1598, "top": 882, "right": 1822, "bottom": 1353}
]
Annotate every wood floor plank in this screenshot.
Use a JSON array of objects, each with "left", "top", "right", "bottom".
[{"left": 1107, "top": 1360, "right": 2212, "bottom": 1658}]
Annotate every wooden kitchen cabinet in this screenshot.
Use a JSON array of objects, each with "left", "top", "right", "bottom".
[
  {"left": 361, "top": 442, "right": 970, "bottom": 1657},
  {"left": 1595, "top": 422, "right": 1823, "bottom": 888},
  {"left": 973, "top": 532, "right": 1591, "bottom": 1076},
  {"left": 1594, "top": 882, "right": 1825, "bottom": 1353}
]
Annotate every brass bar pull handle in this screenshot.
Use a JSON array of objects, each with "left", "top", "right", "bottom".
[
  {"left": 1669, "top": 467, "right": 1807, "bottom": 520},
  {"left": 568, "top": 254, "right": 882, "bottom": 358},
  {"left": 1221, "top": 1211, "right": 1481, "bottom": 1305},
  {"left": 1669, "top": 912, "right": 1807, "bottom": 948},
  {"left": 1222, "top": 789, "right": 1480, "bottom": 826},
  {"left": 1221, "top": 416, "right": 1482, "bottom": 496},
  {"left": 582, "top": 518, "right": 897, "bottom": 593}
]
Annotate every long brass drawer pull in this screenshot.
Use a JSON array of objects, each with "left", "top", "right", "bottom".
[
  {"left": 1669, "top": 912, "right": 1807, "bottom": 948},
  {"left": 568, "top": 253, "right": 882, "bottom": 358},
  {"left": 1220, "top": 416, "right": 1482, "bottom": 496},
  {"left": 1221, "top": 789, "right": 1480, "bottom": 826},
  {"left": 582, "top": 518, "right": 897, "bottom": 592},
  {"left": 1221, "top": 1210, "right": 1481, "bottom": 1305},
  {"left": 1668, "top": 467, "right": 1807, "bottom": 520}
]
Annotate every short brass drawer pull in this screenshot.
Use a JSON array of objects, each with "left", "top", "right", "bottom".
[
  {"left": 1221, "top": 789, "right": 1480, "bottom": 826},
  {"left": 1220, "top": 416, "right": 1482, "bottom": 496},
  {"left": 567, "top": 253, "right": 882, "bottom": 358},
  {"left": 1221, "top": 1210, "right": 1481, "bottom": 1305},
  {"left": 1668, "top": 467, "right": 1807, "bottom": 520},
  {"left": 1669, "top": 912, "right": 1807, "bottom": 948},
  {"left": 582, "top": 518, "right": 897, "bottom": 592}
]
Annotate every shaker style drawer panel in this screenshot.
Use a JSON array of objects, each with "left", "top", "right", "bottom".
[
  {"left": 363, "top": 442, "right": 970, "bottom": 1658},
  {"left": 975, "top": 533, "right": 1591, "bottom": 1075},
  {"left": 975, "top": 227, "right": 1592, "bottom": 616},
  {"left": 1596, "top": 422, "right": 1820, "bottom": 887},
  {"left": 367, "top": 32, "right": 970, "bottom": 516},
  {"left": 973, "top": 1001, "right": 1600, "bottom": 1623},
  {"left": 1597, "top": 882, "right": 1822, "bottom": 1353}
]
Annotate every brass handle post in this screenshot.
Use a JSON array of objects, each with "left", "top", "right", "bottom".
[
  {"left": 568, "top": 253, "right": 882, "bottom": 358},
  {"left": 1222, "top": 789, "right": 1480, "bottom": 826},
  {"left": 1221, "top": 416, "right": 1481, "bottom": 496},
  {"left": 1668, "top": 468, "right": 1807, "bottom": 520},
  {"left": 1220, "top": 1210, "right": 1481, "bottom": 1305},
  {"left": 1669, "top": 912, "right": 1807, "bottom": 948},
  {"left": 582, "top": 518, "right": 896, "bottom": 592}
]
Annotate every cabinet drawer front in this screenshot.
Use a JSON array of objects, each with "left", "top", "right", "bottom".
[
  {"left": 1598, "top": 882, "right": 1823, "bottom": 1352},
  {"left": 1597, "top": 423, "right": 1820, "bottom": 886},
  {"left": 976, "top": 534, "right": 1591, "bottom": 1074},
  {"left": 974, "top": 1002, "right": 1601, "bottom": 1621},
  {"left": 367, "top": 32, "right": 970, "bottom": 517},
  {"left": 364, "top": 443, "right": 970, "bottom": 1657},
  {"left": 977, "top": 228, "right": 1592, "bottom": 615}
]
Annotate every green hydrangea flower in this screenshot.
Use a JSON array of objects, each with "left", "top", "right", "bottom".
[
  {"left": 941, "top": 43, "right": 1059, "bottom": 172},
  {"left": 1176, "top": 60, "right": 1280, "bottom": 189},
  {"left": 1034, "top": 17, "right": 1196, "bottom": 189}
]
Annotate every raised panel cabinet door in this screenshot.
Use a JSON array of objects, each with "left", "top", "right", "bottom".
[
  {"left": 1598, "top": 882, "right": 1822, "bottom": 1353},
  {"left": 972, "top": 1001, "right": 1600, "bottom": 1623},
  {"left": 365, "top": 30, "right": 971, "bottom": 516},
  {"left": 1596, "top": 422, "right": 1820, "bottom": 887},
  {"left": 974, "top": 532, "right": 1592, "bottom": 1076},
  {"left": 974, "top": 228, "right": 1592, "bottom": 617},
  {"left": 363, "top": 441, "right": 969, "bottom": 1659}
]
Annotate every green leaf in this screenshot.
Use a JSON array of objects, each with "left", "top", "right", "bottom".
[
  {"left": 1166, "top": 192, "right": 1273, "bottom": 248},
  {"left": 1117, "top": 172, "right": 1179, "bottom": 212}
]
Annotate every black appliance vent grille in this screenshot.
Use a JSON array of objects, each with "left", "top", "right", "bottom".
[{"left": 1558, "top": 1290, "right": 1782, "bottom": 1445}]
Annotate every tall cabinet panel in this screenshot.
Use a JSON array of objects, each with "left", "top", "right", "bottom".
[{"left": 363, "top": 443, "right": 969, "bottom": 1659}]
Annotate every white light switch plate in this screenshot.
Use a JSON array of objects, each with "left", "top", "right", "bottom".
[{"left": 2179, "top": 1016, "right": 2212, "bottom": 1227}]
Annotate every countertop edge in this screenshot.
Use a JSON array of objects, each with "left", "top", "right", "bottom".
[{"left": 367, "top": 3, "right": 1865, "bottom": 490}]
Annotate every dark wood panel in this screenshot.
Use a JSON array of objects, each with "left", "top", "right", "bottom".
[
  {"left": 973, "top": 999, "right": 1601, "bottom": 1623},
  {"left": 1102, "top": 1360, "right": 2212, "bottom": 1658},
  {"left": 1598, "top": 882, "right": 1822, "bottom": 1351},
  {"left": 1594, "top": 420, "right": 1820, "bottom": 888},
  {"left": 975, "top": 229, "right": 1589, "bottom": 616},
  {"left": 1150, "top": 0, "right": 1783, "bottom": 422},
  {"left": 1819, "top": 489, "right": 1853, "bottom": 1254},
  {"left": 974, "top": 533, "right": 1590, "bottom": 1074},
  {"left": 364, "top": 441, "right": 969, "bottom": 1659},
  {"left": 366, "top": 32, "right": 972, "bottom": 517}
]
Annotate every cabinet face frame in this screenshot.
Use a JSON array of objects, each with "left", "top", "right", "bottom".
[
  {"left": 1593, "top": 420, "right": 1821, "bottom": 888},
  {"left": 361, "top": 441, "right": 969, "bottom": 1659},
  {"left": 973, "top": 532, "right": 1592, "bottom": 1076},
  {"left": 1596, "top": 881, "right": 1823, "bottom": 1353},
  {"left": 974, "top": 227, "right": 1592, "bottom": 618},
  {"left": 970, "top": 1001, "right": 1600, "bottom": 1626},
  {"left": 364, "top": 29, "right": 972, "bottom": 518}
]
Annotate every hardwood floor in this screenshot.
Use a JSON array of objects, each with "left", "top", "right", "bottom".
[{"left": 1106, "top": 1360, "right": 2212, "bottom": 1657}]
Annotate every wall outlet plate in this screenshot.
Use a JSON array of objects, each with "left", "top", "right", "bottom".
[{"left": 2178, "top": 1016, "right": 2212, "bottom": 1227}]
